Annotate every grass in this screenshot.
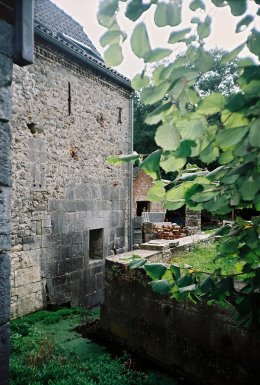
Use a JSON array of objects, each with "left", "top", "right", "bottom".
[
  {"left": 171, "top": 242, "right": 241, "bottom": 275},
  {"left": 10, "top": 307, "right": 181, "bottom": 385}
]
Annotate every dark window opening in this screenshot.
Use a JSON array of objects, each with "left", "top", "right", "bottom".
[
  {"left": 136, "top": 201, "right": 150, "bottom": 217},
  {"left": 68, "top": 82, "right": 71, "bottom": 115},
  {"left": 89, "top": 228, "right": 104, "bottom": 260},
  {"left": 117, "top": 107, "right": 122, "bottom": 124}
]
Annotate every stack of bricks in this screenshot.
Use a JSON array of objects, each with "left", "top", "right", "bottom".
[{"left": 153, "top": 223, "right": 188, "bottom": 240}]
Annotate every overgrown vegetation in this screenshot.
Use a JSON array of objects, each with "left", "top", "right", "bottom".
[
  {"left": 10, "top": 307, "right": 181, "bottom": 385},
  {"left": 99, "top": 0, "right": 260, "bottom": 328}
]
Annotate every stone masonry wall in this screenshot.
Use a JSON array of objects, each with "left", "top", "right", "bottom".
[
  {"left": 0, "top": 18, "right": 13, "bottom": 385},
  {"left": 10, "top": 40, "right": 132, "bottom": 318}
]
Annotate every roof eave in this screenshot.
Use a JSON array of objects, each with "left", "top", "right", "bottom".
[{"left": 35, "top": 24, "right": 133, "bottom": 92}]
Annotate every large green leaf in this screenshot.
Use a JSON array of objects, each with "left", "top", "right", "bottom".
[
  {"left": 131, "top": 73, "right": 150, "bottom": 90},
  {"left": 249, "top": 118, "right": 260, "bottom": 148},
  {"left": 197, "top": 93, "right": 226, "bottom": 115},
  {"left": 140, "top": 150, "right": 161, "bottom": 180},
  {"left": 227, "top": 0, "right": 247, "bottom": 16},
  {"left": 144, "top": 48, "right": 172, "bottom": 63},
  {"left": 154, "top": 2, "right": 181, "bottom": 27},
  {"left": 131, "top": 22, "right": 151, "bottom": 59},
  {"left": 144, "top": 263, "right": 168, "bottom": 280},
  {"left": 170, "top": 264, "right": 181, "bottom": 280},
  {"left": 107, "top": 152, "right": 139, "bottom": 165},
  {"left": 160, "top": 154, "right": 186, "bottom": 173},
  {"left": 175, "top": 140, "right": 197, "bottom": 158},
  {"left": 247, "top": 29, "right": 260, "bottom": 60},
  {"left": 104, "top": 44, "right": 123, "bottom": 66},
  {"left": 128, "top": 258, "right": 147, "bottom": 269},
  {"left": 155, "top": 123, "right": 181, "bottom": 151},
  {"left": 218, "top": 150, "right": 234, "bottom": 164},
  {"left": 176, "top": 116, "right": 207, "bottom": 140},
  {"left": 189, "top": 0, "right": 205, "bottom": 11},
  {"left": 147, "top": 182, "right": 166, "bottom": 202},
  {"left": 221, "top": 110, "right": 249, "bottom": 129},
  {"left": 239, "top": 172, "right": 260, "bottom": 201},
  {"left": 168, "top": 28, "right": 191, "bottom": 44},
  {"left": 220, "top": 43, "right": 245, "bottom": 64},
  {"left": 197, "top": 15, "right": 211, "bottom": 40},
  {"left": 145, "top": 102, "right": 172, "bottom": 125},
  {"left": 191, "top": 189, "right": 220, "bottom": 203},
  {"left": 100, "top": 31, "right": 121, "bottom": 47},
  {"left": 125, "top": 0, "right": 151, "bottom": 21},
  {"left": 150, "top": 279, "right": 171, "bottom": 294},
  {"left": 165, "top": 183, "right": 191, "bottom": 210},
  {"left": 216, "top": 126, "right": 249, "bottom": 148},
  {"left": 200, "top": 143, "right": 219, "bottom": 164},
  {"left": 236, "top": 15, "right": 254, "bottom": 33},
  {"left": 140, "top": 81, "right": 170, "bottom": 105}
]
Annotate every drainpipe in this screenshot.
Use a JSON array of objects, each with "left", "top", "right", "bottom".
[{"left": 128, "top": 95, "right": 134, "bottom": 251}]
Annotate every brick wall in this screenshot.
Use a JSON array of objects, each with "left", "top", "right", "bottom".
[{"left": 10, "top": 40, "right": 132, "bottom": 318}]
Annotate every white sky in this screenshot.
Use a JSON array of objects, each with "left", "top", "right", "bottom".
[{"left": 51, "top": 0, "right": 259, "bottom": 78}]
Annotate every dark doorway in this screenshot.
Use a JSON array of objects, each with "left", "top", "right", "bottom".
[
  {"left": 89, "top": 229, "right": 103, "bottom": 260},
  {"left": 165, "top": 206, "right": 185, "bottom": 225},
  {"left": 136, "top": 201, "right": 151, "bottom": 217}
]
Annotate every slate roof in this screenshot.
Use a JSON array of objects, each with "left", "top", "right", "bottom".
[
  {"left": 34, "top": 0, "right": 101, "bottom": 58},
  {"left": 34, "top": 0, "right": 131, "bottom": 89}
]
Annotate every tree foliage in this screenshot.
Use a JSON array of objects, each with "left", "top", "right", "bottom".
[{"left": 98, "top": 0, "right": 260, "bottom": 328}]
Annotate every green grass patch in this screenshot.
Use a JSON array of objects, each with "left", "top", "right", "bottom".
[
  {"left": 10, "top": 307, "right": 180, "bottom": 385},
  {"left": 171, "top": 242, "right": 241, "bottom": 275}
]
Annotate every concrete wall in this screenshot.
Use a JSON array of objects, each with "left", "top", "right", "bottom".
[
  {"left": 10, "top": 39, "right": 132, "bottom": 318},
  {"left": 0, "top": 17, "right": 13, "bottom": 385},
  {"left": 101, "top": 256, "right": 260, "bottom": 385}
]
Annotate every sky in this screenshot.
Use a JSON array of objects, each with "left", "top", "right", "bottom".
[{"left": 51, "top": 0, "right": 259, "bottom": 78}]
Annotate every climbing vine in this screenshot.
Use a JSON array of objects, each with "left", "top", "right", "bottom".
[{"left": 98, "top": 0, "right": 260, "bottom": 328}]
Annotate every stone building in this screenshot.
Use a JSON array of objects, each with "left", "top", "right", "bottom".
[{"left": 10, "top": 0, "right": 133, "bottom": 318}]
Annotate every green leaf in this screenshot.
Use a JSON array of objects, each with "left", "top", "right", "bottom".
[
  {"left": 98, "top": 0, "right": 118, "bottom": 17},
  {"left": 197, "top": 15, "right": 211, "bottom": 40},
  {"left": 107, "top": 152, "right": 139, "bottom": 165},
  {"left": 147, "top": 182, "right": 166, "bottom": 202},
  {"left": 200, "top": 143, "right": 219, "bottom": 164},
  {"left": 218, "top": 238, "right": 239, "bottom": 254},
  {"left": 191, "top": 189, "right": 219, "bottom": 203},
  {"left": 220, "top": 43, "right": 245, "bottom": 64},
  {"left": 144, "top": 48, "right": 172, "bottom": 63},
  {"left": 239, "top": 172, "right": 260, "bottom": 201},
  {"left": 236, "top": 15, "right": 254, "bottom": 33},
  {"left": 179, "top": 284, "right": 197, "bottom": 293},
  {"left": 216, "top": 126, "right": 249, "bottom": 148},
  {"left": 218, "top": 150, "right": 234, "bottom": 164},
  {"left": 170, "top": 264, "right": 181, "bottom": 280},
  {"left": 155, "top": 122, "right": 180, "bottom": 151},
  {"left": 227, "top": 0, "right": 247, "bottom": 16},
  {"left": 176, "top": 116, "right": 207, "bottom": 140},
  {"left": 199, "top": 276, "right": 215, "bottom": 293},
  {"left": 145, "top": 102, "right": 172, "bottom": 125},
  {"left": 144, "top": 263, "right": 168, "bottom": 280},
  {"left": 189, "top": 0, "right": 205, "bottom": 11},
  {"left": 125, "top": 0, "right": 151, "bottom": 21},
  {"left": 247, "top": 29, "right": 260, "bottom": 60},
  {"left": 249, "top": 118, "right": 260, "bottom": 148},
  {"left": 140, "top": 81, "right": 170, "bottom": 105},
  {"left": 176, "top": 274, "right": 194, "bottom": 288},
  {"left": 131, "top": 22, "right": 151, "bottom": 59},
  {"left": 197, "top": 93, "right": 226, "bottom": 115},
  {"left": 160, "top": 154, "right": 186, "bottom": 173},
  {"left": 165, "top": 183, "right": 191, "bottom": 210},
  {"left": 140, "top": 150, "right": 161, "bottom": 180},
  {"left": 186, "top": 88, "right": 200, "bottom": 105},
  {"left": 100, "top": 31, "right": 121, "bottom": 47},
  {"left": 150, "top": 279, "right": 171, "bottom": 294},
  {"left": 131, "top": 73, "right": 150, "bottom": 90},
  {"left": 128, "top": 258, "right": 147, "bottom": 269},
  {"left": 221, "top": 110, "right": 249, "bottom": 129},
  {"left": 175, "top": 140, "right": 196, "bottom": 158},
  {"left": 154, "top": 2, "right": 182, "bottom": 27},
  {"left": 168, "top": 28, "right": 191, "bottom": 44},
  {"left": 104, "top": 44, "right": 123, "bottom": 66}
]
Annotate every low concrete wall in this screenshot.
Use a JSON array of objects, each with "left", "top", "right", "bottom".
[{"left": 101, "top": 255, "right": 260, "bottom": 385}]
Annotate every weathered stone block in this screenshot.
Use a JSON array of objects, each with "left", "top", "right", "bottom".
[
  {"left": 0, "top": 322, "right": 9, "bottom": 385},
  {"left": 0, "top": 124, "right": 11, "bottom": 186},
  {"left": 0, "top": 20, "right": 13, "bottom": 58},
  {"left": 0, "top": 253, "right": 10, "bottom": 325},
  {"left": 14, "top": 266, "right": 41, "bottom": 287},
  {"left": 0, "top": 86, "right": 12, "bottom": 121}
]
